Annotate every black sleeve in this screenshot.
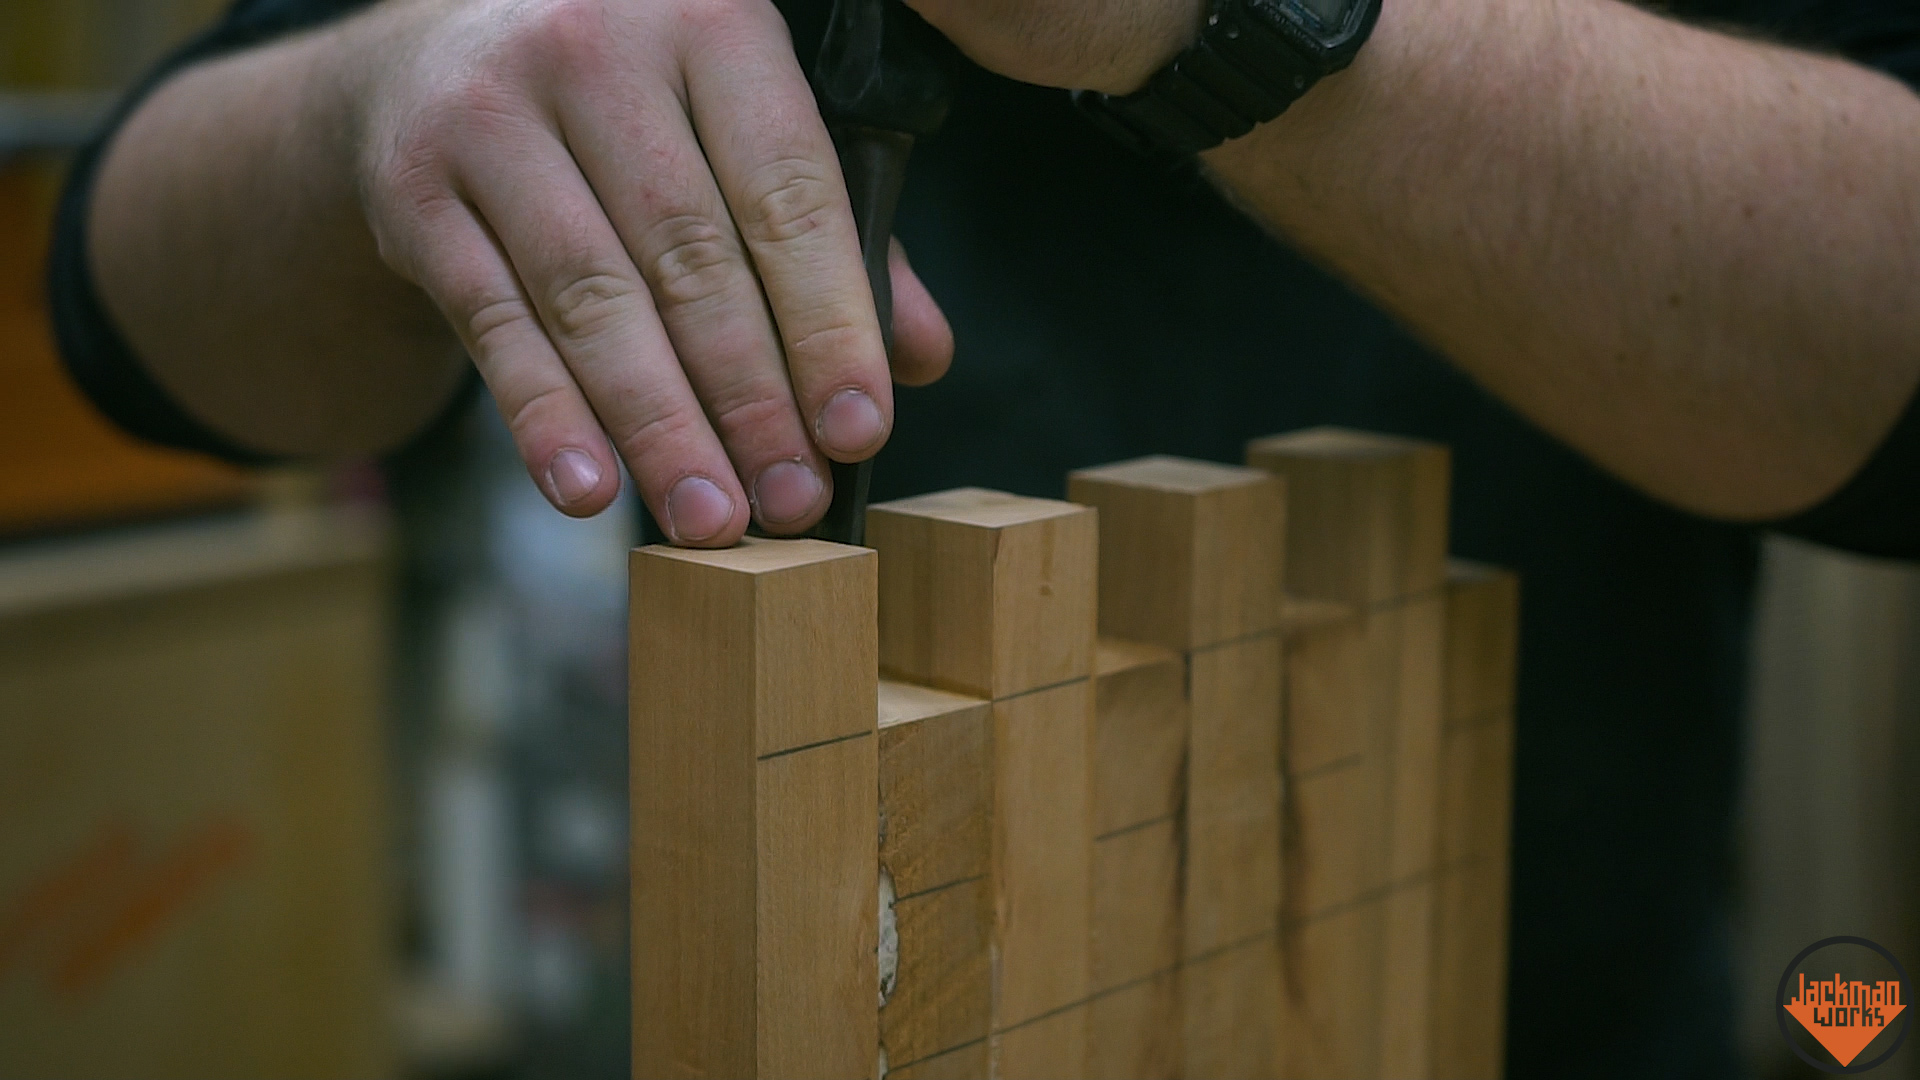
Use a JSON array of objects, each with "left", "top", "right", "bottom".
[{"left": 46, "top": 0, "right": 380, "bottom": 465}]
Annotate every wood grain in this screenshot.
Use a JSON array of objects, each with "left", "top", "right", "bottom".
[
  {"left": 1429, "top": 860, "right": 1511, "bottom": 1080},
  {"left": 1441, "top": 562, "right": 1521, "bottom": 726},
  {"left": 1086, "top": 970, "right": 1181, "bottom": 1080},
  {"left": 868, "top": 489, "right": 1097, "bottom": 700},
  {"left": 877, "top": 680, "right": 992, "bottom": 1069},
  {"left": 1092, "top": 638, "right": 1187, "bottom": 837},
  {"left": 1437, "top": 719, "right": 1515, "bottom": 870},
  {"left": 1184, "top": 935, "right": 1281, "bottom": 1080},
  {"left": 994, "top": 1002, "right": 1089, "bottom": 1080},
  {"left": 760, "top": 737, "right": 885, "bottom": 1076},
  {"left": 1376, "top": 882, "right": 1435, "bottom": 1079},
  {"left": 1373, "top": 595, "right": 1447, "bottom": 883},
  {"left": 1279, "top": 902, "right": 1384, "bottom": 1080},
  {"left": 1285, "top": 758, "right": 1388, "bottom": 919},
  {"left": 1246, "top": 427, "right": 1449, "bottom": 607},
  {"left": 879, "top": 681, "right": 991, "bottom": 898},
  {"left": 886, "top": 1037, "right": 989, "bottom": 1080},
  {"left": 1255, "top": 430, "right": 1460, "bottom": 1080},
  {"left": 992, "top": 681, "right": 1094, "bottom": 1030},
  {"left": 1282, "top": 611, "right": 1368, "bottom": 777},
  {"left": 1428, "top": 561, "right": 1519, "bottom": 1080},
  {"left": 1068, "top": 456, "right": 1284, "bottom": 651},
  {"left": 1091, "top": 818, "right": 1180, "bottom": 992},
  {"left": 1186, "top": 634, "right": 1283, "bottom": 958},
  {"left": 883, "top": 879, "right": 991, "bottom": 1071},
  {"left": 631, "top": 539, "right": 878, "bottom": 1080}
]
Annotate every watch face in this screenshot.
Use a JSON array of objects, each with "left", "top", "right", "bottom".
[{"left": 1290, "top": 0, "right": 1363, "bottom": 33}]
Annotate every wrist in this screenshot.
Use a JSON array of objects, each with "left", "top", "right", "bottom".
[{"left": 1088, "top": 0, "right": 1213, "bottom": 95}]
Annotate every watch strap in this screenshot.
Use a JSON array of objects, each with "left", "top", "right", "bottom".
[{"left": 1075, "top": 0, "right": 1372, "bottom": 157}]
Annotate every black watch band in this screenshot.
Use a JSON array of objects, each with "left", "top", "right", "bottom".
[{"left": 1074, "top": 0, "right": 1382, "bottom": 158}]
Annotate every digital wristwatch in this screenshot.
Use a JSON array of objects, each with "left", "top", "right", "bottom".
[{"left": 1074, "top": 0, "right": 1384, "bottom": 158}]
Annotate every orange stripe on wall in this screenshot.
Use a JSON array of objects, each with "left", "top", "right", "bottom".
[
  {"left": 0, "top": 818, "right": 136, "bottom": 979},
  {"left": 52, "top": 814, "right": 255, "bottom": 999}
]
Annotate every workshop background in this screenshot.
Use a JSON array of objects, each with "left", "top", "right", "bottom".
[{"left": 1, "top": 2, "right": 1915, "bottom": 1078}]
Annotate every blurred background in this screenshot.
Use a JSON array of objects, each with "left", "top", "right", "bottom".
[{"left": 0, "top": 3, "right": 1914, "bottom": 1079}]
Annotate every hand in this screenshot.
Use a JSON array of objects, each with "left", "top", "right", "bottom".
[
  {"left": 343, "top": 0, "right": 953, "bottom": 544},
  {"left": 904, "top": 0, "right": 1205, "bottom": 94}
]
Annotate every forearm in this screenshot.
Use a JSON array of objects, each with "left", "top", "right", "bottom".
[
  {"left": 89, "top": 6, "right": 467, "bottom": 458},
  {"left": 1204, "top": 0, "right": 1920, "bottom": 519}
]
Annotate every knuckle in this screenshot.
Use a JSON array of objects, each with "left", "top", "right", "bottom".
[
  {"left": 705, "top": 378, "right": 794, "bottom": 439},
  {"left": 738, "top": 158, "right": 842, "bottom": 245},
  {"left": 464, "top": 294, "right": 533, "bottom": 353},
  {"left": 545, "top": 269, "right": 643, "bottom": 343},
  {"left": 523, "top": 0, "right": 611, "bottom": 71},
  {"left": 363, "top": 118, "right": 461, "bottom": 234},
  {"left": 502, "top": 383, "right": 576, "bottom": 443},
  {"left": 675, "top": 0, "right": 768, "bottom": 43},
  {"left": 787, "top": 318, "right": 868, "bottom": 363},
  {"left": 613, "top": 407, "right": 707, "bottom": 474},
  {"left": 645, "top": 214, "right": 742, "bottom": 311}
]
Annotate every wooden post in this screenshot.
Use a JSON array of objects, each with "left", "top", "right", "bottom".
[
  {"left": 1249, "top": 428, "right": 1450, "bottom": 1080},
  {"left": 868, "top": 490, "right": 1099, "bottom": 1079},
  {"left": 1430, "top": 562, "right": 1519, "bottom": 1080},
  {"left": 631, "top": 539, "right": 879, "bottom": 1080},
  {"left": 1068, "top": 456, "right": 1287, "bottom": 1080}
]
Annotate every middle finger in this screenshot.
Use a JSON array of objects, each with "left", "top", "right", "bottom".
[{"left": 560, "top": 69, "right": 837, "bottom": 533}]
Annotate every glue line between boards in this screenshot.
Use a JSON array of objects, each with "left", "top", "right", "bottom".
[{"left": 757, "top": 729, "right": 873, "bottom": 761}]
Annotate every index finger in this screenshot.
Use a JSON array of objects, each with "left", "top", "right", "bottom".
[{"left": 684, "top": 10, "right": 895, "bottom": 463}]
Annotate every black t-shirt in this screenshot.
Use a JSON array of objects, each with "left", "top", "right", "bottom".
[{"left": 46, "top": 2, "right": 1920, "bottom": 1076}]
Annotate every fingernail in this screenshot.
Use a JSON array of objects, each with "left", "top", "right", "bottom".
[
  {"left": 816, "top": 389, "right": 887, "bottom": 457},
  {"left": 667, "top": 476, "right": 734, "bottom": 542},
  {"left": 547, "top": 449, "right": 602, "bottom": 507},
  {"left": 752, "top": 460, "right": 825, "bottom": 526}
]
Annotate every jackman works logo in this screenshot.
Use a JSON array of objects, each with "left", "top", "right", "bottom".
[{"left": 1777, "top": 936, "right": 1910, "bottom": 1073}]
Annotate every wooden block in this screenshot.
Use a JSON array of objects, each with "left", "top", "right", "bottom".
[
  {"left": 879, "top": 681, "right": 990, "bottom": 898},
  {"left": 1246, "top": 428, "right": 1450, "bottom": 607},
  {"left": 1429, "top": 859, "right": 1510, "bottom": 1080},
  {"left": 868, "top": 489, "right": 1097, "bottom": 700},
  {"left": 1282, "top": 612, "right": 1368, "bottom": 776},
  {"left": 1429, "top": 561, "right": 1518, "bottom": 1080},
  {"left": 1091, "top": 818, "right": 1181, "bottom": 992},
  {"left": 1284, "top": 757, "right": 1388, "bottom": 919},
  {"left": 1442, "top": 562, "right": 1520, "bottom": 727},
  {"left": 883, "top": 878, "right": 991, "bottom": 1070},
  {"left": 1185, "top": 634, "right": 1282, "bottom": 957},
  {"left": 758, "top": 739, "right": 881, "bottom": 1076},
  {"left": 1278, "top": 903, "right": 1384, "bottom": 1080},
  {"left": 1086, "top": 970, "right": 1182, "bottom": 1080},
  {"left": 1183, "top": 935, "right": 1281, "bottom": 1080},
  {"left": 1437, "top": 717, "right": 1515, "bottom": 869},
  {"left": 1093, "top": 639, "right": 1187, "bottom": 836},
  {"left": 1067, "top": 456, "right": 1284, "bottom": 651},
  {"left": 631, "top": 539, "right": 878, "bottom": 1080},
  {"left": 886, "top": 1038, "right": 989, "bottom": 1080},
  {"left": 993, "top": 681, "right": 1094, "bottom": 1029},
  {"left": 1373, "top": 596, "right": 1446, "bottom": 882},
  {"left": 993, "top": 1002, "right": 1089, "bottom": 1080},
  {"left": 1280, "top": 596, "right": 1358, "bottom": 638},
  {"left": 877, "top": 684, "right": 992, "bottom": 1071},
  {"left": 1377, "top": 882, "right": 1434, "bottom": 1079}
]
